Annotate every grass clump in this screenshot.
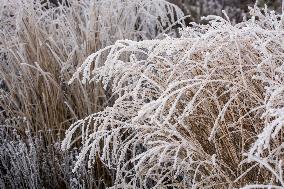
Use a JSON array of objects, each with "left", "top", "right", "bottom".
[{"left": 63, "top": 3, "right": 284, "bottom": 189}]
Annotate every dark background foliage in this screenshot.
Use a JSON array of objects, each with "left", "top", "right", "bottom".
[{"left": 170, "top": 0, "right": 282, "bottom": 23}]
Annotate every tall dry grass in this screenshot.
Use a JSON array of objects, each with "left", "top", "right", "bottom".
[
  {"left": 0, "top": 0, "right": 183, "bottom": 134},
  {"left": 0, "top": 0, "right": 184, "bottom": 188},
  {"left": 63, "top": 3, "right": 284, "bottom": 189}
]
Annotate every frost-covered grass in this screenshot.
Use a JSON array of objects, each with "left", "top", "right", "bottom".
[
  {"left": 0, "top": 128, "right": 101, "bottom": 189},
  {"left": 63, "top": 3, "right": 284, "bottom": 189},
  {"left": 1, "top": 0, "right": 284, "bottom": 188},
  {"left": 0, "top": 0, "right": 184, "bottom": 188},
  {"left": 0, "top": 0, "right": 183, "bottom": 134}
]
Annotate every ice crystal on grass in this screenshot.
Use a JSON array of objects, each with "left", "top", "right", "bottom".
[{"left": 64, "top": 3, "right": 284, "bottom": 188}]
